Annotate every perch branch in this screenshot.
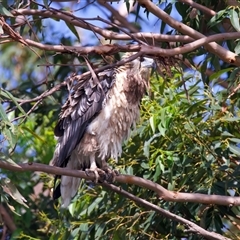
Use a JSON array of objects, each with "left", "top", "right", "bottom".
[{"left": 0, "top": 161, "right": 240, "bottom": 206}]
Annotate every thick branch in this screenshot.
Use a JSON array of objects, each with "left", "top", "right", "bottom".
[
  {"left": 137, "top": 0, "right": 240, "bottom": 66},
  {"left": 4, "top": 32, "right": 240, "bottom": 58},
  {"left": 0, "top": 204, "right": 16, "bottom": 233},
  {"left": 0, "top": 161, "right": 240, "bottom": 206}
]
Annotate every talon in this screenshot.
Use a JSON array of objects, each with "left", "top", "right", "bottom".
[
  {"left": 85, "top": 168, "right": 106, "bottom": 183},
  {"left": 103, "top": 167, "right": 118, "bottom": 183}
]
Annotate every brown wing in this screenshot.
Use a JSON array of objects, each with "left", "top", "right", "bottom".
[{"left": 53, "top": 70, "right": 115, "bottom": 168}]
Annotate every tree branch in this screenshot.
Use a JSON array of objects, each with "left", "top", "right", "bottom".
[
  {"left": 178, "top": 0, "right": 216, "bottom": 16},
  {"left": 5, "top": 52, "right": 142, "bottom": 109},
  {"left": 0, "top": 161, "right": 240, "bottom": 206},
  {"left": 12, "top": 8, "right": 193, "bottom": 43},
  {"left": 103, "top": 183, "right": 230, "bottom": 240},
  {"left": 97, "top": 0, "right": 138, "bottom": 33},
  {"left": 0, "top": 204, "right": 16, "bottom": 233},
  {"left": 137, "top": 0, "right": 240, "bottom": 66},
  {"left": 3, "top": 32, "right": 240, "bottom": 59}
]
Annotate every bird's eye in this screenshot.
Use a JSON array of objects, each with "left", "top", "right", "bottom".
[{"left": 139, "top": 56, "right": 145, "bottom": 62}]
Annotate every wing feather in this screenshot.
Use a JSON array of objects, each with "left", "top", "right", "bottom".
[{"left": 53, "top": 71, "right": 115, "bottom": 168}]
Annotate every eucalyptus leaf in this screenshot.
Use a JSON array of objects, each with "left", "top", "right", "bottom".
[{"left": 1, "top": 178, "right": 28, "bottom": 208}]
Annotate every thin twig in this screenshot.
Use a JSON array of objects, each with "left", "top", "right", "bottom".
[
  {"left": 10, "top": 8, "right": 192, "bottom": 43},
  {"left": 97, "top": 0, "right": 138, "bottom": 33},
  {"left": 5, "top": 53, "right": 142, "bottom": 109}
]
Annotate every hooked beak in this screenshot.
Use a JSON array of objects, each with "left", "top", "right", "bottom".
[{"left": 141, "top": 57, "right": 156, "bottom": 69}]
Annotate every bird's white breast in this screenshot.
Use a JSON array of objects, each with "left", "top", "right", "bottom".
[{"left": 86, "top": 71, "right": 140, "bottom": 161}]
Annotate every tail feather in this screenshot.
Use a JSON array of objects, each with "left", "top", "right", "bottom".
[
  {"left": 53, "top": 150, "right": 81, "bottom": 207},
  {"left": 61, "top": 174, "right": 81, "bottom": 207}
]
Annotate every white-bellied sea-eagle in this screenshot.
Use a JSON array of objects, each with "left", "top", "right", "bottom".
[{"left": 52, "top": 52, "right": 155, "bottom": 207}]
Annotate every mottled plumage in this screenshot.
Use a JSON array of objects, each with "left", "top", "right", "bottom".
[{"left": 52, "top": 52, "right": 155, "bottom": 207}]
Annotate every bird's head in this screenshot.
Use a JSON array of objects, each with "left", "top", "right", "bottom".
[
  {"left": 138, "top": 56, "right": 155, "bottom": 82},
  {"left": 122, "top": 52, "right": 155, "bottom": 77},
  {"left": 119, "top": 52, "right": 155, "bottom": 99}
]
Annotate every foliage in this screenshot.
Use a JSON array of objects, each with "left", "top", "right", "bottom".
[{"left": 1, "top": 0, "right": 240, "bottom": 239}]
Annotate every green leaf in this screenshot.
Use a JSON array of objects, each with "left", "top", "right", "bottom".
[
  {"left": 0, "top": 153, "right": 21, "bottom": 168},
  {"left": 95, "top": 223, "right": 105, "bottom": 239},
  {"left": 0, "top": 4, "right": 13, "bottom": 16},
  {"left": 141, "top": 162, "right": 149, "bottom": 169},
  {"left": 221, "top": 117, "right": 240, "bottom": 122},
  {"left": 229, "top": 138, "right": 240, "bottom": 144},
  {"left": 43, "top": 0, "right": 49, "bottom": 8},
  {"left": 1, "top": 178, "right": 28, "bottom": 208},
  {"left": 143, "top": 140, "right": 150, "bottom": 158},
  {"left": 71, "top": 227, "right": 80, "bottom": 238},
  {"left": 0, "top": 88, "right": 23, "bottom": 102},
  {"left": 160, "top": 4, "right": 172, "bottom": 33},
  {"left": 234, "top": 40, "right": 240, "bottom": 55},
  {"left": 0, "top": 103, "right": 9, "bottom": 122},
  {"left": 2, "top": 127, "right": 17, "bottom": 149},
  {"left": 207, "top": 9, "right": 227, "bottom": 28},
  {"left": 0, "top": 89, "right": 27, "bottom": 118},
  {"left": 230, "top": 8, "right": 240, "bottom": 32},
  {"left": 175, "top": 2, "right": 189, "bottom": 17},
  {"left": 209, "top": 67, "right": 233, "bottom": 81},
  {"left": 160, "top": 108, "right": 166, "bottom": 128},
  {"left": 156, "top": 156, "right": 164, "bottom": 173},
  {"left": 149, "top": 115, "right": 156, "bottom": 134},
  {"left": 125, "top": 0, "right": 130, "bottom": 13},
  {"left": 222, "top": 131, "right": 234, "bottom": 137},
  {"left": 158, "top": 124, "right": 166, "bottom": 137},
  {"left": 187, "top": 99, "right": 207, "bottom": 115},
  {"left": 229, "top": 144, "right": 240, "bottom": 156},
  {"left": 65, "top": 22, "right": 80, "bottom": 42}
]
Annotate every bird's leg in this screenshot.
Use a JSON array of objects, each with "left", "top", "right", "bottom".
[
  {"left": 101, "top": 159, "right": 119, "bottom": 183},
  {"left": 85, "top": 155, "right": 105, "bottom": 183}
]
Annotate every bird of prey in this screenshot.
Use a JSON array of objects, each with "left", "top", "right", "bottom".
[{"left": 52, "top": 52, "right": 155, "bottom": 207}]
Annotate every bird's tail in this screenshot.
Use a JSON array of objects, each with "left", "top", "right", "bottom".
[{"left": 56, "top": 151, "right": 81, "bottom": 208}]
